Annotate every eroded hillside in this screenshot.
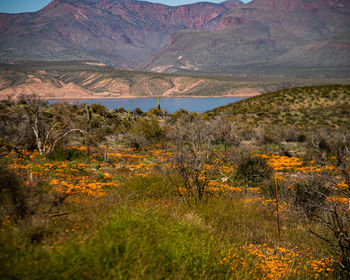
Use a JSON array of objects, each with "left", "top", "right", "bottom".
[{"left": 0, "top": 62, "right": 349, "bottom": 99}]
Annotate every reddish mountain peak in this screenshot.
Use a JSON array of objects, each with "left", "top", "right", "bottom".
[
  {"left": 46, "top": 0, "right": 242, "bottom": 8},
  {"left": 221, "top": 0, "right": 243, "bottom": 9},
  {"left": 40, "top": 0, "right": 82, "bottom": 12}
]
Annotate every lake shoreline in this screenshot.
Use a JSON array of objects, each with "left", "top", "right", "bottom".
[
  {"left": 0, "top": 93, "right": 258, "bottom": 101},
  {"left": 2, "top": 96, "right": 249, "bottom": 113},
  {"left": 48, "top": 96, "right": 247, "bottom": 113}
]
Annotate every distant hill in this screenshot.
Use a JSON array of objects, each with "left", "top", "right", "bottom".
[
  {"left": 144, "top": 0, "right": 350, "bottom": 75},
  {"left": 0, "top": 61, "right": 348, "bottom": 100},
  {"left": 270, "top": 32, "right": 350, "bottom": 68},
  {"left": 205, "top": 85, "right": 350, "bottom": 130}
]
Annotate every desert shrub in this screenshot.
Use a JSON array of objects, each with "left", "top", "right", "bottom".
[
  {"left": 167, "top": 116, "right": 216, "bottom": 203},
  {"left": 237, "top": 124, "right": 255, "bottom": 141},
  {"left": 172, "top": 146, "right": 212, "bottom": 204},
  {"left": 0, "top": 101, "right": 36, "bottom": 150},
  {"left": 171, "top": 109, "right": 197, "bottom": 122},
  {"left": 126, "top": 117, "right": 166, "bottom": 149},
  {"left": 112, "top": 115, "right": 132, "bottom": 134},
  {"left": 306, "top": 132, "right": 350, "bottom": 166},
  {"left": 90, "top": 103, "right": 107, "bottom": 115},
  {"left": 147, "top": 106, "right": 163, "bottom": 117},
  {"left": 289, "top": 176, "right": 330, "bottom": 218},
  {"left": 47, "top": 145, "right": 89, "bottom": 161},
  {"left": 311, "top": 204, "right": 350, "bottom": 275},
  {"left": 279, "top": 147, "right": 293, "bottom": 157},
  {"left": 133, "top": 117, "right": 165, "bottom": 143},
  {"left": 255, "top": 126, "right": 276, "bottom": 144},
  {"left": 284, "top": 126, "right": 301, "bottom": 142},
  {"left": 304, "top": 133, "right": 350, "bottom": 273},
  {"left": 0, "top": 159, "right": 77, "bottom": 243},
  {"left": 167, "top": 115, "right": 213, "bottom": 152},
  {"left": 259, "top": 177, "right": 280, "bottom": 199},
  {"left": 296, "top": 133, "right": 307, "bottom": 142},
  {"left": 125, "top": 131, "right": 148, "bottom": 150},
  {"left": 255, "top": 125, "right": 292, "bottom": 145},
  {"left": 0, "top": 164, "right": 57, "bottom": 244},
  {"left": 0, "top": 164, "right": 28, "bottom": 220},
  {"left": 132, "top": 107, "right": 144, "bottom": 116},
  {"left": 235, "top": 154, "right": 274, "bottom": 185},
  {"left": 209, "top": 116, "right": 241, "bottom": 147},
  {"left": 289, "top": 173, "right": 350, "bottom": 274},
  {"left": 102, "top": 125, "right": 115, "bottom": 135},
  {"left": 115, "top": 107, "right": 127, "bottom": 113}
]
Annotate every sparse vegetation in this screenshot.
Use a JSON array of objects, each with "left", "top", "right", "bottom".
[
  {"left": 0, "top": 86, "right": 349, "bottom": 279},
  {"left": 205, "top": 85, "right": 350, "bottom": 131}
]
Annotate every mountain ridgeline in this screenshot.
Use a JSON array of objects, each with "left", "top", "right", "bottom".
[
  {"left": 0, "top": 0, "right": 349, "bottom": 76},
  {"left": 0, "top": 0, "right": 241, "bottom": 67}
]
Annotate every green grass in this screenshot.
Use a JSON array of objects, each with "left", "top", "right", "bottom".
[
  {"left": 0, "top": 171, "right": 335, "bottom": 279},
  {"left": 0, "top": 198, "right": 231, "bottom": 280}
]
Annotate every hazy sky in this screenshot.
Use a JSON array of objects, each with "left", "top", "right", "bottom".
[{"left": 0, "top": 0, "right": 252, "bottom": 13}]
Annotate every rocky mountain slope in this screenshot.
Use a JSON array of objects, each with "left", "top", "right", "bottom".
[
  {"left": 145, "top": 0, "right": 350, "bottom": 74},
  {"left": 0, "top": 0, "right": 241, "bottom": 67}
]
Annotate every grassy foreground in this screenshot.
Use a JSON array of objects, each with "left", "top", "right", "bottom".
[
  {"left": 0, "top": 86, "right": 349, "bottom": 279},
  {"left": 0, "top": 146, "right": 346, "bottom": 279}
]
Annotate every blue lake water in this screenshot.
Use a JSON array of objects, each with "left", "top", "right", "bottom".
[{"left": 51, "top": 97, "right": 244, "bottom": 113}]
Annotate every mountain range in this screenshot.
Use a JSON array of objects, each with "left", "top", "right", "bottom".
[
  {"left": 0, "top": 0, "right": 349, "bottom": 76},
  {"left": 0, "top": 0, "right": 241, "bottom": 67}
]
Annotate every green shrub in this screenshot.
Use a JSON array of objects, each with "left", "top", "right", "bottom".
[
  {"left": 90, "top": 103, "right": 107, "bottom": 115},
  {"left": 47, "top": 145, "right": 89, "bottom": 161},
  {"left": 127, "top": 117, "right": 166, "bottom": 148},
  {"left": 0, "top": 164, "right": 27, "bottom": 219},
  {"left": 235, "top": 155, "right": 274, "bottom": 185},
  {"left": 291, "top": 176, "right": 330, "bottom": 218},
  {"left": 132, "top": 107, "right": 144, "bottom": 116}
]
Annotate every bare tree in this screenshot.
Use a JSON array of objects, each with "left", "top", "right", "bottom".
[
  {"left": 294, "top": 132, "right": 350, "bottom": 274},
  {"left": 210, "top": 115, "right": 241, "bottom": 150},
  {"left": 20, "top": 95, "right": 87, "bottom": 155},
  {"left": 167, "top": 115, "right": 215, "bottom": 204}
]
